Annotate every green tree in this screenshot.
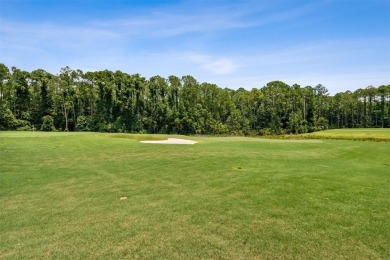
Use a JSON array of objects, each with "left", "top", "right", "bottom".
[{"left": 0, "top": 63, "right": 10, "bottom": 104}]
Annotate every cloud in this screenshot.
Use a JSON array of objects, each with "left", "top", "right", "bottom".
[
  {"left": 199, "top": 38, "right": 390, "bottom": 92},
  {"left": 86, "top": 1, "right": 327, "bottom": 38},
  {"left": 0, "top": 0, "right": 387, "bottom": 95},
  {"left": 238, "top": 38, "right": 390, "bottom": 73},
  {"left": 9, "top": 22, "right": 117, "bottom": 44},
  {"left": 0, "top": 0, "right": 327, "bottom": 56},
  {"left": 187, "top": 54, "right": 238, "bottom": 74},
  {"left": 204, "top": 69, "right": 389, "bottom": 94}
]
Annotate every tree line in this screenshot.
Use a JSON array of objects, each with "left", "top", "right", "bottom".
[{"left": 0, "top": 64, "right": 389, "bottom": 135}]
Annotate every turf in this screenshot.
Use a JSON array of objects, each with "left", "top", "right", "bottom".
[
  {"left": 1, "top": 131, "right": 389, "bottom": 259},
  {"left": 302, "top": 128, "right": 390, "bottom": 142}
]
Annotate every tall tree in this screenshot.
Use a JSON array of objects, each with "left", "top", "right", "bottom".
[{"left": 0, "top": 63, "right": 388, "bottom": 133}]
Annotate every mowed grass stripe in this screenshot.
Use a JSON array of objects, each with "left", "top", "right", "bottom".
[
  {"left": 0, "top": 132, "right": 389, "bottom": 258},
  {"left": 303, "top": 128, "right": 390, "bottom": 142}
]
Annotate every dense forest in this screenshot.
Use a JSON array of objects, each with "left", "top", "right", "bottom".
[{"left": 0, "top": 64, "right": 389, "bottom": 135}]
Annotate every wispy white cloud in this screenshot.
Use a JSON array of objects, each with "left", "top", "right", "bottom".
[
  {"left": 1, "top": 20, "right": 118, "bottom": 43},
  {"left": 186, "top": 54, "right": 238, "bottom": 74},
  {"left": 0, "top": 0, "right": 388, "bottom": 95},
  {"left": 0, "top": 0, "right": 327, "bottom": 54},
  {"left": 85, "top": 1, "right": 328, "bottom": 38},
  {"left": 189, "top": 38, "right": 390, "bottom": 92},
  {"left": 91, "top": 14, "right": 240, "bottom": 37},
  {"left": 238, "top": 38, "right": 390, "bottom": 72},
  {"left": 205, "top": 69, "right": 389, "bottom": 94},
  {"left": 0, "top": 19, "right": 123, "bottom": 72}
]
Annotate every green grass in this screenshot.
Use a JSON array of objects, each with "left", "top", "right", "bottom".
[
  {"left": 301, "top": 128, "right": 390, "bottom": 142},
  {"left": 1, "top": 131, "right": 389, "bottom": 259}
]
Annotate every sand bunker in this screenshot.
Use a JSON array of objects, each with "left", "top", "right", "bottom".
[{"left": 140, "top": 138, "right": 197, "bottom": 145}]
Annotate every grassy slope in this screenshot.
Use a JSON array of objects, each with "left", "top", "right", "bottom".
[
  {"left": 0, "top": 132, "right": 389, "bottom": 259},
  {"left": 302, "top": 128, "right": 390, "bottom": 142}
]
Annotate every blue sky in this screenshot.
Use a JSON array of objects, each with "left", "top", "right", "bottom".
[{"left": 0, "top": 0, "right": 389, "bottom": 94}]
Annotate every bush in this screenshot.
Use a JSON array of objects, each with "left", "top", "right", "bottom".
[
  {"left": 16, "top": 125, "right": 32, "bottom": 131},
  {"left": 258, "top": 128, "right": 273, "bottom": 136},
  {"left": 317, "top": 117, "right": 329, "bottom": 130},
  {"left": 41, "top": 115, "right": 56, "bottom": 131},
  {"left": 75, "top": 116, "right": 92, "bottom": 131},
  {"left": 0, "top": 106, "right": 18, "bottom": 130}
]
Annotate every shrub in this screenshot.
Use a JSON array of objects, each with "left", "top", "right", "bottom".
[
  {"left": 41, "top": 115, "right": 56, "bottom": 131},
  {"left": 0, "top": 106, "right": 18, "bottom": 130},
  {"left": 16, "top": 125, "right": 32, "bottom": 131},
  {"left": 75, "top": 116, "right": 92, "bottom": 131}
]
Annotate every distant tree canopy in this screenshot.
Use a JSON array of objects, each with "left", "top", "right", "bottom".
[{"left": 0, "top": 64, "right": 389, "bottom": 134}]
